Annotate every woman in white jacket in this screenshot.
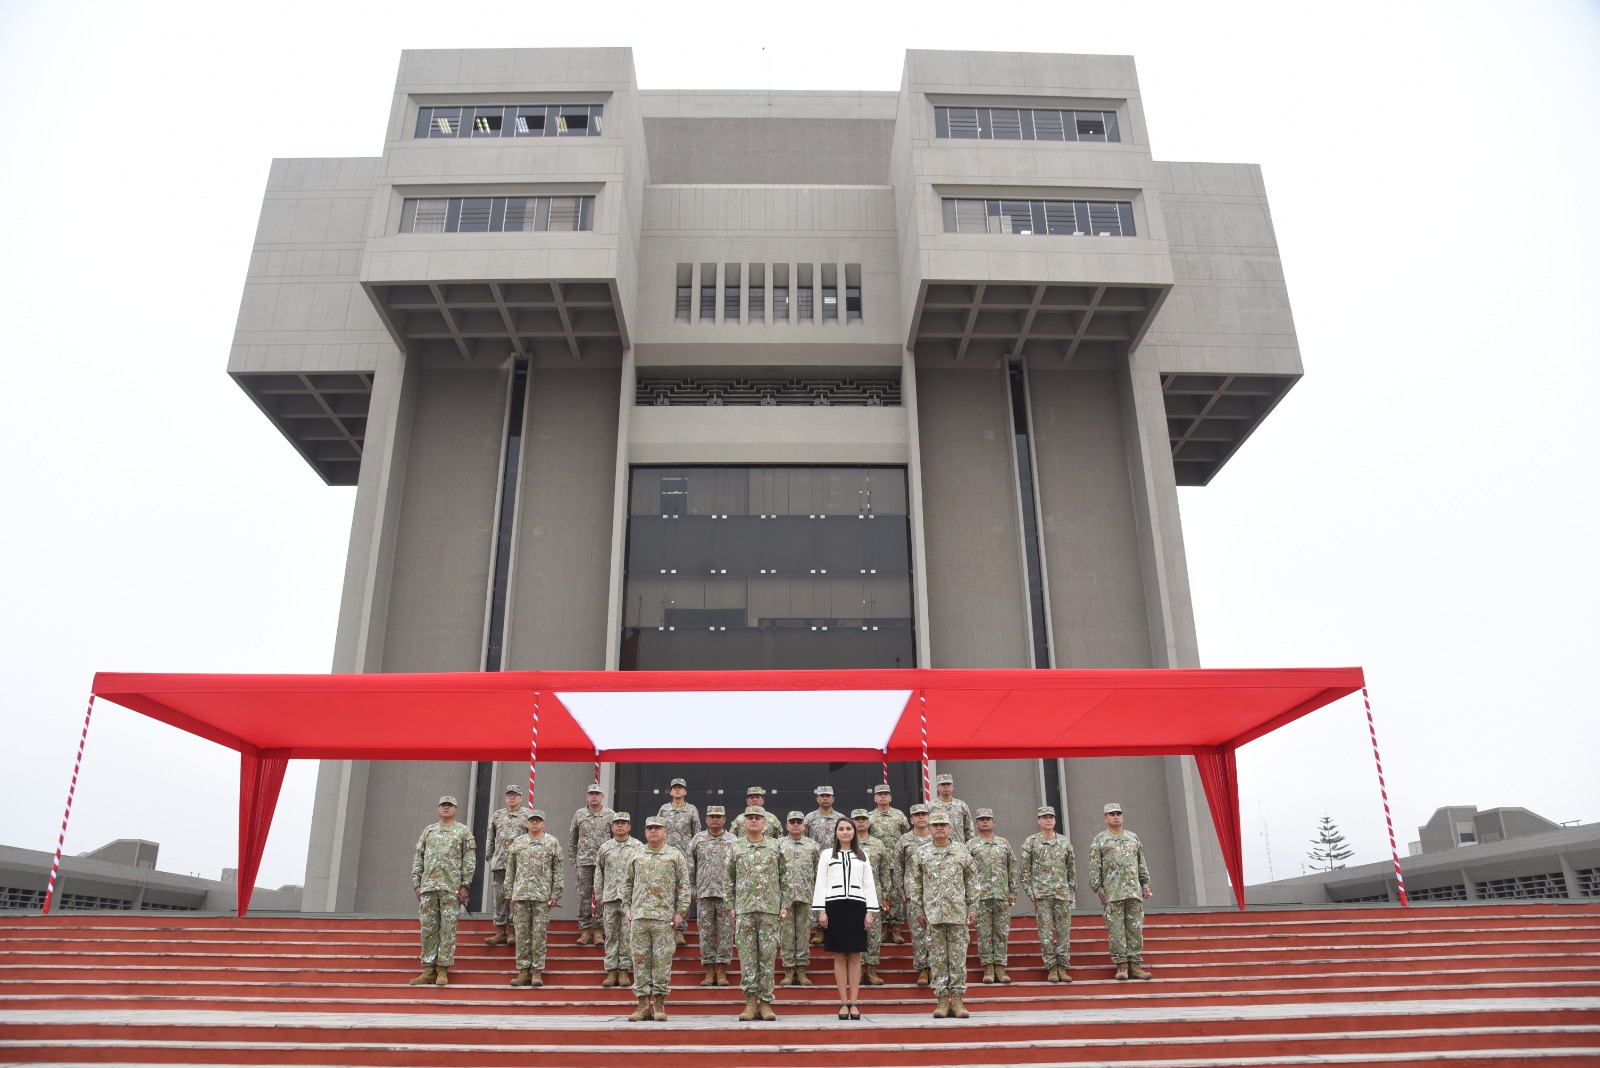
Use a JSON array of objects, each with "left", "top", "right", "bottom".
[{"left": 811, "top": 815, "right": 878, "bottom": 1020}]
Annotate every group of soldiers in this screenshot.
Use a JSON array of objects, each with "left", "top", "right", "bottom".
[{"left": 407, "top": 773, "right": 1154, "bottom": 1021}]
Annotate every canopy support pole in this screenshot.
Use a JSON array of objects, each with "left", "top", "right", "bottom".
[
  {"left": 237, "top": 748, "right": 288, "bottom": 916},
  {"left": 1193, "top": 746, "right": 1246, "bottom": 910},
  {"left": 528, "top": 692, "right": 540, "bottom": 802},
  {"left": 918, "top": 689, "right": 931, "bottom": 802},
  {"left": 1363, "top": 686, "right": 1408, "bottom": 906},
  {"left": 42, "top": 694, "right": 96, "bottom": 915}
]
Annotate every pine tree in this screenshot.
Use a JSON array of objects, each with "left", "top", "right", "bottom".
[{"left": 1307, "top": 815, "right": 1355, "bottom": 871}]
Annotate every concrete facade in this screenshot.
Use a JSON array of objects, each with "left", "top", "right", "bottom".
[
  {"left": 229, "top": 48, "right": 1303, "bottom": 915},
  {"left": 1, "top": 841, "right": 303, "bottom": 914}
]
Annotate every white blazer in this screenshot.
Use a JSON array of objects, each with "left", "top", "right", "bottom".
[{"left": 811, "top": 846, "right": 879, "bottom": 917}]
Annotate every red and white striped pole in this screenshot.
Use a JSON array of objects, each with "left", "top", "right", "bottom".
[
  {"left": 43, "top": 695, "right": 96, "bottom": 914},
  {"left": 919, "top": 689, "right": 931, "bottom": 802},
  {"left": 1363, "top": 686, "right": 1409, "bottom": 907},
  {"left": 527, "top": 691, "right": 540, "bottom": 803},
  {"left": 882, "top": 750, "right": 889, "bottom": 786}
]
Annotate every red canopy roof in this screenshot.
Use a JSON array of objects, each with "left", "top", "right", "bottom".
[{"left": 89, "top": 666, "right": 1366, "bottom": 914}]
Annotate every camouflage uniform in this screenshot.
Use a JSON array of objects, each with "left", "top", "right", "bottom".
[
  {"left": 656, "top": 800, "right": 703, "bottom": 854},
  {"left": 569, "top": 803, "right": 616, "bottom": 932},
  {"left": 594, "top": 830, "right": 643, "bottom": 973},
  {"left": 1021, "top": 831, "right": 1076, "bottom": 970},
  {"left": 725, "top": 833, "right": 788, "bottom": 1003},
  {"left": 897, "top": 828, "right": 935, "bottom": 968},
  {"left": 1090, "top": 828, "right": 1150, "bottom": 964},
  {"left": 860, "top": 834, "right": 892, "bottom": 966},
  {"left": 777, "top": 830, "right": 821, "bottom": 968},
  {"left": 928, "top": 797, "right": 977, "bottom": 843},
  {"left": 969, "top": 834, "right": 1019, "bottom": 966},
  {"left": 803, "top": 805, "right": 843, "bottom": 848},
  {"left": 868, "top": 804, "right": 910, "bottom": 926},
  {"left": 731, "top": 805, "right": 781, "bottom": 840},
  {"left": 485, "top": 801, "right": 529, "bottom": 927},
  {"left": 908, "top": 836, "right": 976, "bottom": 996},
  {"left": 506, "top": 830, "right": 565, "bottom": 971},
  {"left": 621, "top": 843, "right": 690, "bottom": 999},
  {"left": 411, "top": 819, "right": 476, "bottom": 967},
  {"left": 687, "top": 828, "right": 737, "bottom": 964}
]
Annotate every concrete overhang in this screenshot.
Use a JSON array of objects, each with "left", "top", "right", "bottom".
[
  {"left": 364, "top": 278, "right": 626, "bottom": 364},
  {"left": 231, "top": 371, "right": 372, "bottom": 487},
  {"left": 909, "top": 280, "right": 1169, "bottom": 366},
  {"left": 1162, "top": 372, "right": 1297, "bottom": 487}
]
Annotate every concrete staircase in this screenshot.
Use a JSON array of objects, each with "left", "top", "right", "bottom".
[{"left": 2, "top": 903, "right": 1597, "bottom": 1065}]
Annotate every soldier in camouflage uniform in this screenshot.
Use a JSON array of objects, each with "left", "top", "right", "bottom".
[
  {"left": 687, "top": 805, "right": 736, "bottom": 987},
  {"left": 969, "top": 807, "right": 1019, "bottom": 985},
  {"left": 897, "top": 803, "right": 935, "bottom": 984},
  {"left": 1089, "top": 802, "right": 1153, "bottom": 981},
  {"left": 657, "top": 778, "right": 702, "bottom": 945},
  {"left": 505, "top": 809, "right": 565, "bottom": 988},
  {"left": 852, "top": 809, "right": 893, "bottom": 986},
  {"left": 621, "top": 816, "right": 690, "bottom": 1021},
  {"left": 408, "top": 795, "right": 477, "bottom": 987},
  {"left": 569, "top": 786, "right": 616, "bottom": 945},
  {"left": 483, "top": 785, "right": 527, "bottom": 947},
  {"left": 927, "top": 773, "right": 977, "bottom": 843},
  {"left": 1021, "top": 805, "right": 1077, "bottom": 983},
  {"left": 867, "top": 785, "right": 910, "bottom": 944},
  {"left": 802, "top": 786, "right": 841, "bottom": 847},
  {"left": 731, "top": 786, "right": 780, "bottom": 839},
  {"left": 778, "top": 811, "right": 821, "bottom": 985},
  {"left": 725, "top": 808, "right": 788, "bottom": 1021},
  {"left": 594, "top": 812, "right": 642, "bottom": 989},
  {"left": 908, "top": 812, "right": 977, "bottom": 1018}
]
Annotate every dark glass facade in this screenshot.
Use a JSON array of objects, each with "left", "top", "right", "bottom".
[{"left": 616, "top": 465, "right": 918, "bottom": 821}]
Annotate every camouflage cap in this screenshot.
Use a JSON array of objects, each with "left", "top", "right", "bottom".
[
  {"left": 669, "top": 777, "right": 687, "bottom": 788},
  {"left": 786, "top": 811, "right": 807, "bottom": 822},
  {"left": 611, "top": 812, "right": 632, "bottom": 823},
  {"left": 705, "top": 805, "right": 726, "bottom": 817},
  {"left": 975, "top": 808, "right": 995, "bottom": 819},
  {"left": 928, "top": 812, "right": 953, "bottom": 825},
  {"left": 850, "top": 808, "right": 870, "bottom": 819},
  {"left": 935, "top": 773, "right": 954, "bottom": 785},
  {"left": 524, "top": 809, "right": 546, "bottom": 821},
  {"left": 741, "top": 806, "right": 769, "bottom": 818},
  {"left": 745, "top": 786, "right": 766, "bottom": 796},
  {"left": 586, "top": 784, "right": 605, "bottom": 794},
  {"left": 1103, "top": 802, "right": 1123, "bottom": 814},
  {"left": 909, "top": 803, "right": 930, "bottom": 816},
  {"left": 815, "top": 785, "right": 834, "bottom": 796},
  {"left": 1037, "top": 806, "right": 1057, "bottom": 818},
  {"left": 438, "top": 795, "right": 459, "bottom": 806},
  {"left": 644, "top": 816, "right": 667, "bottom": 829},
  {"left": 872, "top": 784, "right": 893, "bottom": 795},
  {"left": 504, "top": 784, "right": 524, "bottom": 796}
]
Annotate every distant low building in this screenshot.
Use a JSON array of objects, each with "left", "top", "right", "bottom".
[
  {"left": 0, "top": 840, "right": 302, "bottom": 913},
  {"left": 1250, "top": 806, "right": 1600, "bottom": 905}
]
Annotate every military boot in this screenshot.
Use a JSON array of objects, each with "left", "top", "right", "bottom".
[
  {"left": 700, "top": 965, "right": 717, "bottom": 987},
  {"left": 950, "top": 995, "right": 970, "bottom": 1019},
  {"left": 738, "top": 995, "right": 758, "bottom": 1022},
  {"left": 1129, "top": 962, "right": 1153, "bottom": 980},
  {"left": 576, "top": 930, "right": 593, "bottom": 946},
  {"left": 627, "top": 997, "right": 653, "bottom": 1022},
  {"left": 433, "top": 965, "right": 450, "bottom": 987},
  {"left": 781, "top": 965, "right": 794, "bottom": 986},
  {"left": 932, "top": 994, "right": 950, "bottom": 1019},
  {"left": 864, "top": 964, "right": 884, "bottom": 986},
  {"left": 1055, "top": 968, "right": 1070, "bottom": 983},
  {"left": 810, "top": 930, "right": 823, "bottom": 945},
  {"left": 981, "top": 963, "right": 995, "bottom": 984},
  {"left": 757, "top": 1000, "right": 777, "bottom": 1021},
  {"left": 715, "top": 963, "right": 730, "bottom": 986},
  {"left": 601, "top": 969, "right": 618, "bottom": 988},
  {"left": 484, "top": 926, "right": 509, "bottom": 946},
  {"left": 1046, "top": 965, "right": 1060, "bottom": 983},
  {"left": 674, "top": 930, "right": 686, "bottom": 946},
  {"left": 916, "top": 967, "right": 931, "bottom": 987},
  {"left": 408, "top": 965, "right": 437, "bottom": 985},
  {"left": 509, "top": 968, "right": 532, "bottom": 987},
  {"left": 890, "top": 924, "right": 905, "bottom": 944},
  {"left": 652, "top": 995, "right": 668, "bottom": 1021},
  {"left": 994, "top": 965, "right": 1012, "bottom": 984},
  {"left": 529, "top": 971, "right": 544, "bottom": 987},
  {"left": 621, "top": 969, "right": 634, "bottom": 987},
  {"left": 796, "top": 967, "right": 813, "bottom": 986},
  {"left": 1115, "top": 961, "right": 1130, "bottom": 981}
]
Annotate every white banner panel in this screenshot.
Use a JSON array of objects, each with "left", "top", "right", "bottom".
[{"left": 557, "top": 690, "right": 911, "bottom": 753}]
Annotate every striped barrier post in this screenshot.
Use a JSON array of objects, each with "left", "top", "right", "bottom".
[
  {"left": 43, "top": 695, "right": 96, "bottom": 914},
  {"left": 528, "top": 692, "right": 540, "bottom": 802},
  {"left": 1364, "top": 686, "right": 1409, "bottom": 906},
  {"left": 919, "top": 689, "right": 931, "bottom": 802}
]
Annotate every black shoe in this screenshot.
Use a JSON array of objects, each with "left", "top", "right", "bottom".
[
  {"left": 838, "top": 1005, "right": 850, "bottom": 1020},
  {"left": 849, "top": 1004, "right": 862, "bottom": 1020}
]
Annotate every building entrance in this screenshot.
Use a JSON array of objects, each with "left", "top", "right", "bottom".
[{"left": 615, "top": 761, "right": 923, "bottom": 833}]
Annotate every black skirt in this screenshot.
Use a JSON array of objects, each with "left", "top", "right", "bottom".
[{"left": 821, "top": 899, "right": 869, "bottom": 954}]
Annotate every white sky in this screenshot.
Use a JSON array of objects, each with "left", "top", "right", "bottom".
[{"left": 2, "top": 1, "right": 1596, "bottom": 893}]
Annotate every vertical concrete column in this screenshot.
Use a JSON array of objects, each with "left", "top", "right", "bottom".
[
  {"left": 714, "top": 262, "right": 726, "bottom": 325},
  {"left": 605, "top": 349, "right": 637, "bottom": 670},
  {"left": 1558, "top": 852, "right": 1582, "bottom": 900},
  {"left": 901, "top": 349, "right": 932, "bottom": 667}
]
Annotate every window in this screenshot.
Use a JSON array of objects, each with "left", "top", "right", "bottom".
[
  {"left": 846, "top": 286, "right": 861, "bottom": 321},
  {"left": 415, "top": 103, "right": 604, "bottom": 139},
  {"left": 676, "top": 287, "right": 692, "bottom": 322},
  {"left": 941, "top": 197, "right": 1136, "bottom": 237},
  {"left": 773, "top": 286, "right": 790, "bottom": 320},
  {"left": 822, "top": 287, "right": 838, "bottom": 320},
  {"left": 749, "top": 286, "right": 765, "bottom": 321},
  {"left": 725, "top": 286, "right": 741, "bottom": 320},
  {"left": 797, "top": 287, "right": 814, "bottom": 321},
  {"left": 933, "top": 106, "right": 1120, "bottom": 143},
  {"left": 399, "top": 195, "right": 595, "bottom": 234}
]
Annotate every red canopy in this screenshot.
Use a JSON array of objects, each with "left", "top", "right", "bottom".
[{"left": 91, "top": 666, "right": 1365, "bottom": 914}]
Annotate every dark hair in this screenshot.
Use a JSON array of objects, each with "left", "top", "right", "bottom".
[{"left": 831, "top": 816, "right": 865, "bottom": 860}]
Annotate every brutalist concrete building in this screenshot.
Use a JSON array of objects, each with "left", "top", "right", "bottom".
[{"left": 229, "top": 48, "right": 1301, "bottom": 914}]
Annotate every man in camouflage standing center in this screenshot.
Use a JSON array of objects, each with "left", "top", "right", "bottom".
[
  {"left": 621, "top": 815, "right": 690, "bottom": 1021},
  {"left": 908, "top": 811, "right": 976, "bottom": 1019},
  {"left": 482, "top": 784, "right": 528, "bottom": 947},
  {"left": 1089, "top": 802, "right": 1153, "bottom": 981},
  {"left": 726, "top": 807, "right": 788, "bottom": 1021},
  {"left": 1021, "top": 804, "right": 1076, "bottom": 983},
  {"left": 969, "top": 806, "right": 1019, "bottom": 985},
  {"left": 505, "top": 808, "right": 564, "bottom": 988},
  {"left": 687, "top": 805, "right": 737, "bottom": 987},
  {"left": 594, "top": 812, "right": 642, "bottom": 990},
  {"left": 569, "top": 785, "right": 615, "bottom": 946},
  {"left": 408, "top": 795, "right": 476, "bottom": 988}
]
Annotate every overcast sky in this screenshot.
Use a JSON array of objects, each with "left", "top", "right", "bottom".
[{"left": 2, "top": 1, "right": 1595, "bottom": 895}]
